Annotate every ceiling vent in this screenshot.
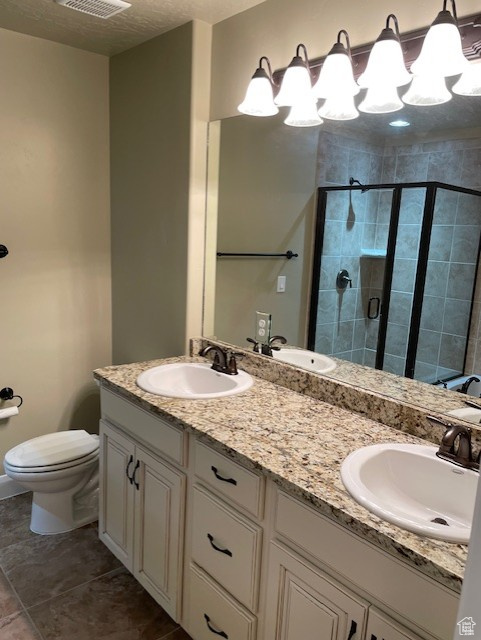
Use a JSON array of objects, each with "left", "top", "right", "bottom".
[{"left": 55, "top": 0, "right": 131, "bottom": 19}]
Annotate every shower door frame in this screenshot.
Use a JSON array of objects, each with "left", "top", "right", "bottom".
[{"left": 308, "top": 181, "right": 481, "bottom": 379}]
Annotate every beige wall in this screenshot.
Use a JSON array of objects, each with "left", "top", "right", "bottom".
[
  {"left": 212, "top": 113, "right": 317, "bottom": 347},
  {"left": 110, "top": 21, "right": 210, "bottom": 364},
  {"left": 210, "top": 0, "right": 481, "bottom": 120},
  {"left": 0, "top": 28, "right": 111, "bottom": 469}
]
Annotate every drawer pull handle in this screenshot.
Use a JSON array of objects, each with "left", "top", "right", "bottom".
[
  {"left": 132, "top": 460, "right": 140, "bottom": 490},
  {"left": 204, "top": 614, "right": 228, "bottom": 639},
  {"left": 211, "top": 466, "right": 237, "bottom": 486},
  {"left": 348, "top": 620, "right": 357, "bottom": 640},
  {"left": 207, "top": 533, "right": 233, "bottom": 557},
  {"left": 126, "top": 455, "right": 134, "bottom": 484}
]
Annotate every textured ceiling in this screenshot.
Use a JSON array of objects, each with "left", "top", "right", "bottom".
[{"left": 0, "top": 0, "right": 266, "bottom": 56}]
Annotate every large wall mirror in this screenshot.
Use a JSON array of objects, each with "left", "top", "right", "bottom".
[{"left": 203, "top": 74, "right": 481, "bottom": 414}]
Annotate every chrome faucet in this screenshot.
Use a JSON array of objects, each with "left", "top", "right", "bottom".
[
  {"left": 199, "top": 345, "right": 239, "bottom": 375},
  {"left": 458, "top": 376, "right": 480, "bottom": 395},
  {"left": 429, "top": 416, "right": 479, "bottom": 471}
]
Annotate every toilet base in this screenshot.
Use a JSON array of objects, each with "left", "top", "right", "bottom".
[{"left": 30, "top": 487, "right": 99, "bottom": 535}]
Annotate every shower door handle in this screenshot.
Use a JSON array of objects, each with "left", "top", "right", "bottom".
[{"left": 368, "top": 297, "right": 380, "bottom": 319}]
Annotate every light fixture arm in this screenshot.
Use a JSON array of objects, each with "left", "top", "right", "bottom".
[
  {"left": 386, "top": 14, "right": 401, "bottom": 37},
  {"left": 259, "top": 56, "right": 277, "bottom": 86},
  {"left": 337, "top": 29, "right": 353, "bottom": 58},
  {"left": 443, "top": 0, "right": 458, "bottom": 22},
  {"left": 295, "top": 43, "right": 313, "bottom": 76}
]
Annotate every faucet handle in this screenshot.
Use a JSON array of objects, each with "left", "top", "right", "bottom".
[{"left": 247, "top": 337, "right": 262, "bottom": 353}]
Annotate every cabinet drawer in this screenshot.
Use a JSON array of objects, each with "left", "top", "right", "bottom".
[
  {"left": 274, "top": 491, "right": 458, "bottom": 640},
  {"left": 367, "top": 608, "right": 423, "bottom": 640},
  {"left": 101, "top": 388, "right": 185, "bottom": 465},
  {"left": 194, "top": 440, "right": 264, "bottom": 518},
  {"left": 191, "top": 485, "right": 262, "bottom": 611},
  {"left": 187, "top": 563, "right": 257, "bottom": 640}
]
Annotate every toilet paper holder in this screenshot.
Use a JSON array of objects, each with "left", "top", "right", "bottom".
[{"left": 0, "top": 387, "right": 23, "bottom": 407}]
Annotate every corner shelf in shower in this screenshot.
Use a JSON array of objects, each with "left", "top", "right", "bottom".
[{"left": 360, "top": 249, "right": 387, "bottom": 259}]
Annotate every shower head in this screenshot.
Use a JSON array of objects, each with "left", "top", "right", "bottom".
[{"left": 349, "top": 177, "right": 370, "bottom": 192}]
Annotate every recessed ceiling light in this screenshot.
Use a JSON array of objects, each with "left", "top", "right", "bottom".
[{"left": 389, "top": 119, "right": 411, "bottom": 127}]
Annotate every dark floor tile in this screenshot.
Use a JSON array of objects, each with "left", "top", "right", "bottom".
[
  {"left": 28, "top": 567, "right": 178, "bottom": 640},
  {"left": 0, "top": 611, "right": 41, "bottom": 639},
  {"left": 0, "top": 523, "right": 121, "bottom": 608},
  {"left": 0, "top": 493, "right": 35, "bottom": 550},
  {"left": 159, "top": 628, "right": 193, "bottom": 640},
  {"left": 0, "top": 570, "right": 22, "bottom": 618}
]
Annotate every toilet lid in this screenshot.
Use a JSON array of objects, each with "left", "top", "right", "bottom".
[{"left": 4, "top": 430, "right": 99, "bottom": 469}]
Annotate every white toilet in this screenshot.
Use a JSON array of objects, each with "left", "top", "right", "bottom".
[{"left": 4, "top": 430, "right": 99, "bottom": 535}]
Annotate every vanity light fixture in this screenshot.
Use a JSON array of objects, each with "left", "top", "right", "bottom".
[
  {"left": 274, "top": 44, "right": 314, "bottom": 107},
  {"left": 284, "top": 101, "right": 323, "bottom": 127},
  {"left": 452, "top": 59, "right": 481, "bottom": 95},
  {"left": 402, "top": 74, "right": 452, "bottom": 106},
  {"left": 411, "top": 0, "right": 469, "bottom": 77},
  {"left": 313, "top": 30, "right": 359, "bottom": 100},
  {"left": 313, "top": 30, "right": 360, "bottom": 121},
  {"left": 357, "top": 15, "right": 412, "bottom": 90},
  {"left": 358, "top": 86, "right": 404, "bottom": 114},
  {"left": 237, "top": 56, "right": 279, "bottom": 117},
  {"left": 318, "top": 95, "right": 359, "bottom": 120}
]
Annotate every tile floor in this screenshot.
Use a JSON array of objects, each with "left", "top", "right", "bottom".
[{"left": 0, "top": 493, "right": 192, "bottom": 640}]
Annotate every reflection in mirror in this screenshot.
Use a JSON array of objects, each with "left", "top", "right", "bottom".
[
  {"left": 308, "top": 182, "right": 481, "bottom": 384},
  {"left": 205, "top": 100, "right": 481, "bottom": 410}
]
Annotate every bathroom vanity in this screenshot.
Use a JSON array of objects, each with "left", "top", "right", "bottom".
[{"left": 94, "top": 346, "right": 469, "bottom": 640}]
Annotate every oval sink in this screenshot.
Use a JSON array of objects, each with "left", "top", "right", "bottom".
[
  {"left": 136, "top": 362, "right": 253, "bottom": 399},
  {"left": 341, "top": 443, "right": 478, "bottom": 543},
  {"left": 447, "top": 407, "right": 481, "bottom": 425},
  {"left": 272, "top": 348, "right": 336, "bottom": 374}
]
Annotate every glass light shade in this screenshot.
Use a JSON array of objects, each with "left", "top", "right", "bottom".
[
  {"left": 313, "top": 52, "right": 359, "bottom": 99},
  {"left": 402, "top": 74, "right": 452, "bottom": 106},
  {"left": 358, "top": 86, "right": 403, "bottom": 114},
  {"left": 411, "top": 21, "right": 469, "bottom": 77},
  {"left": 275, "top": 63, "right": 313, "bottom": 107},
  {"left": 238, "top": 75, "right": 279, "bottom": 117},
  {"left": 452, "top": 60, "right": 481, "bottom": 96},
  {"left": 358, "top": 39, "right": 412, "bottom": 88},
  {"left": 284, "top": 101, "right": 323, "bottom": 127},
  {"left": 318, "top": 95, "right": 359, "bottom": 120}
]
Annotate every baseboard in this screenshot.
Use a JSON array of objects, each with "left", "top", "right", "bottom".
[{"left": 0, "top": 475, "right": 27, "bottom": 500}]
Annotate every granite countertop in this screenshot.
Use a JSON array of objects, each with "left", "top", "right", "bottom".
[{"left": 94, "top": 356, "right": 468, "bottom": 595}]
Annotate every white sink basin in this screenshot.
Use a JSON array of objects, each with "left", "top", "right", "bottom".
[
  {"left": 136, "top": 363, "right": 253, "bottom": 399},
  {"left": 341, "top": 443, "right": 478, "bottom": 543},
  {"left": 447, "top": 407, "right": 481, "bottom": 425},
  {"left": 272, "top": 348, "right": 336, "bottom": 374}
]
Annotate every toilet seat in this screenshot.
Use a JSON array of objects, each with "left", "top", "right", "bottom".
[
  {"left": 4, "top": 430, "right": 99, "bottom": 472},
  {"left": 4, "top": 448, "right": 99, "bottom": 474}
]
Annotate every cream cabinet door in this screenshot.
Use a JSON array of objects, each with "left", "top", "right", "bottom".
[
  {"left": 134, "top": 445, "right": 185, "bottom": 620},
  {"left": 99, "top": 420, "right": 136, "bottom": 571},
  {"left": 366, "top": 608, "right": 424, "bottom": 640},
  {"left": 264, "top": 542, "right": 368, "bottom": 640}
]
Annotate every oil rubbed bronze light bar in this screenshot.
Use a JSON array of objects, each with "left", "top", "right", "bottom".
[
  {"left": 272, "top": 12, "right": 481, "bottom": 86},
  {"left": 238, "top": 4, "right": 481, "bottom": 125},
  {"left": 216, "top": 251, "right": 299, "bottom": 259}
]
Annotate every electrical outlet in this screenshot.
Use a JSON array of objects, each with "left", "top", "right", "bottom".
[{"left": 255, "top": 311, "right": 271, "bottom": 343}]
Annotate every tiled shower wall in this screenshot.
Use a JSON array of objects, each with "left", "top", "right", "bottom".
[{"left": 316, "top": 131, "right": 481, "bottom": 382}]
